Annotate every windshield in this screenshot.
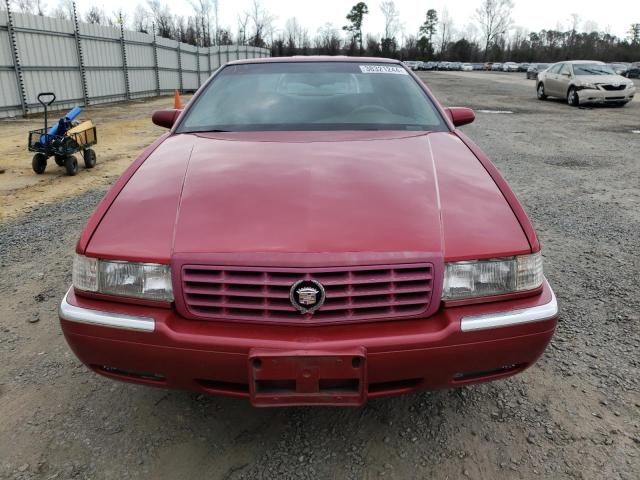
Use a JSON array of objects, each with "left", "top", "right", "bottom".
[
  {"left": 573, "top": 64, "right": 615, "bottom": 75},
  {"left": 177, "top": 62, "right": 447, "bottom": 133}
]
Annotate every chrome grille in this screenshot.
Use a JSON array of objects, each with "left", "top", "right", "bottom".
[{"left": 181, "top": 264, "right": 434, "bottom": 324}]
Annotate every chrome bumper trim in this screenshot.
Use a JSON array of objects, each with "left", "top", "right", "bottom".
[
  {"left": 59, "top": 288, "right": 155, "bottom": 332},
  {"left": 460, "top": 285, "right": 558, "bottom": 332}
]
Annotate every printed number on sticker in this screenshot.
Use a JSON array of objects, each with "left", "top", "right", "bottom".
[{"left": 359, "top": 65, "right": 408, "bottom": 75}]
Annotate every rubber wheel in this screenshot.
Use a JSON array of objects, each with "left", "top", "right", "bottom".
[
  {"left": 32, "top": 153, "right": 47, "bottom": 174},
  {"left": 536, "top": 83, "right": 547, "bottom": 100},
  {"left": 567, "top": 88, "right": 579, "bottom": 107},
  {"left": 54, "top": 155, "right": 65, "bottom": 167},
  {"left": 64, "top": 155, "right": 78, "bottom": 176},
  {"left": 83, "top": 149, "right": 97, "bottom": 169}
]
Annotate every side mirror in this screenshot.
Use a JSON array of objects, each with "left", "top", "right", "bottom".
[
  {"left": 445, "top": 107, "right": 475, "bottom": 127},
  {"left": 152, "top": 109, "right": 181, "bottom": 129}
]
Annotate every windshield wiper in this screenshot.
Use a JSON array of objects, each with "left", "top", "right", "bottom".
[{"left": 183, "top": 128, "right": 232, "bottom": 133}]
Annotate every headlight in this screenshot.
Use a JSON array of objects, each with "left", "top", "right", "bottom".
[
  {"left": 442, "top": 252, "right": 543, "bottom": 300},
  {"left": 72, "top": 254, "right": 173, "bottom": 302},
  {"left": 578, "top": 82, "right": 597, "bottom": 89}
]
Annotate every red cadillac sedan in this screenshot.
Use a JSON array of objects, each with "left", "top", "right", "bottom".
[{"left": 60, "top": 57, "right": 558, "bottom": 407}]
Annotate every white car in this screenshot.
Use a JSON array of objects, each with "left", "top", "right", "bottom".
[
  {"left": 537, "top": 60, "right": 636, "bottom": 107},
  {"left": 461, "top": 63, "right": 474, "bottom": 71},
  {"left": 502, "top": 62, "right": 519, "bottom": 72}
]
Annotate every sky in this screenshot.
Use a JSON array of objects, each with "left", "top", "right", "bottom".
[{"left": 78, "top": 0, "right": 634, "bottom": 40}]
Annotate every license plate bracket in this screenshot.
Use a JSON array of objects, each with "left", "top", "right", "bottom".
[{"left": 248, "top": 348, "right": 367, "bottom": 407}]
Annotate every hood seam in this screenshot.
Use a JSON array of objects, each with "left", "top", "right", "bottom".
[{"left": 171, "top": 144, "right": 196, "bottom": 257}]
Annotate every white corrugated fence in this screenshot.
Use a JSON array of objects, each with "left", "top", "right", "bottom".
[{"left": 0, "top": 7, "right": 269, "bottom": 118}]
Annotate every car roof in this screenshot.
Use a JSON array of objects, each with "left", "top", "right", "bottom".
[
  {"left": 227, "top": 55, "right": 401, "bottom": 66},
  {"left": 560, "top": 60, "right": 605, "bottom": 65}
]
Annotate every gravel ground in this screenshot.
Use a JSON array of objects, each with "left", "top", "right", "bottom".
[{"left": 0, "top": 71, "right": 638, "bottom": 480}]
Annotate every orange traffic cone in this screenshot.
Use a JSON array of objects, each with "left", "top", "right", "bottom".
[{"left": 174, "top": 89, "right": 182, "bottom": 109}]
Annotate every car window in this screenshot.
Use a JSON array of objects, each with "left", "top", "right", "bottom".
[
  {"left": 178, "top": 62, "right": 448, "bottom": 133},
  {"left": 548, "top": 64, "right": 562, "bottom": 74},
  {"left": 573, "top": 64, "right": 616, "bottom": 75},
  {"left": 559, "top": 64, "right": 571, "bottom": 75}
]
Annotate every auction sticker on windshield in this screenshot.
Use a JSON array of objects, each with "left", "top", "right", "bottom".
[{"left": 359, "top": 65, "right": 408, "bottom": 75}]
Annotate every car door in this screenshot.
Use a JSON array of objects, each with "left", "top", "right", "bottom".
[
  {"left": 545, "top": 64, "right": 563, "bottom": 96},
  {"left": 556, "top": 63, "right": 573, "bottom": 97}
]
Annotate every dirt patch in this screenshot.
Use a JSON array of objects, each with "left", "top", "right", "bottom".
[{"left": 0, "top": 95, "right": 190, "bottom": 222}]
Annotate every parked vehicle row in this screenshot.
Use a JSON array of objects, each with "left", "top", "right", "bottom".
[
  {"left": 604, "top": 62, "right": 640, "bottom": 77},
  {"left": 526, "top": 63, "right": 551, "bottom": 79},
  {"left": 404, "top": 59, "right": 640, "bottom": 80},
  {"left": 628, "top": 63, "right": 640, "bottom": 78},
  {"left": 402, "top": 61, "right": 437, "bottom": 71}
]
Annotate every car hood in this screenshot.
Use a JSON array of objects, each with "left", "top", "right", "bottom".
[
  {"left": 86, "top": 131, "right": 530, "bottom": 262},
  {"left": 575, "top": 74, "right": 629, "bottom": 84}
]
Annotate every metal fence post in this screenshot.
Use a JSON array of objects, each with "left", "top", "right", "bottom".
[
  {"left": 177, "top": 42, "right": 183, "bottom": 93},
  {"left": 72, "top": 1, "right": 89, "bottom": 106},
  {"left": 152, "top": 23, "right": 160, "bottom": 96},
  {"left": 207, "top": 46, "right": 212, "bottom": 77},
  {"left": 217, "top": 46, "right": 221, "bottom": 68},
  {"left": 119, "top": 15, "right": 130, "bottom": 100},
  {"left": 5, "top": 0, "right": 27, "bottom": 115},
  {"left": 196, "top": 46, "right": 200, "bottom": 87}
]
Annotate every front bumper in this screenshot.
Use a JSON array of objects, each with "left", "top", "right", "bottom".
[
  {"left": 577, "top": 86, "right": 635, "bottom": 104},
  {"left": 59, "top": 281, "right": 558, "bottom": 406}
]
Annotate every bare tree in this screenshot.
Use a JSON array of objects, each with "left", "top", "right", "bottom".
[
  {"left": 105, "top": 9, "right": 127, "bottom": 28},
  {"left": 567, "top": 13, "right": 580, "bottom": 49},
  {"left": 315, "top": 23, "right": 341, "bottom": 55},
  {"left": 246, "top": 0, "right": 275, "bottom": 47},
  {"left": 463, "top": 23, "right": 480, "bottom": 43},
  {"left": 218, "top": 27, "right": 233, "bottom": 45},
  {"left": 583, "top": 20, "right": 599, "bottom": 33},
  {"left": 133, "top": 5, "right": 151, "bottom": 33},
  {"left": 284, "top": 17, "right": 308, "bottom": 51},
  {"left": 629, "top": 23, "right": 640, "bottom": 44},
  {"left": 13, "top": 0, "right": 46, "bottom": 15},
  {"left": 568, "top": 13, "right": 581, "bottom": 33},
  {"left": 212, "top": 0, "right": 219, "bottom": 45},
  {"left": 474, "top": 0, "right": 513, "bottom": 57},
  {"left": 34, "top": 0, "right": 45, "bottom": 15},
  {"left": 85, "top": 6, "right": 104, "bottom": 24},
  {"left": 174, "top": 15, "right": 187, "bottom": 42},
  {"left": 237, "top": 12, "right": 249, "bottom": 45},
  {"left": 379, "top": 1, "right": 399, "bottom": 40},
  {"left": 50, "top": 0, "right": 73, "bottom": 19},
  {"left": 438, "top": 7, "right": 453, "bottom": 55},
  {"left": 147, "top": 0, "right": 174, "bottom": 38},
  {"left": 189, "top": 0, "right": 212, "bottom": 46}
]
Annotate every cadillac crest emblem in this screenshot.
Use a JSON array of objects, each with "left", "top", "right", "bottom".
[{"left": 290, "top": 279, "right": 325, "bottom": 314}]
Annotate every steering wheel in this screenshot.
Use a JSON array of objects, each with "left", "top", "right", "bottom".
[{"left": 350, "top": 105, "right": 392, "bottom": 116}]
